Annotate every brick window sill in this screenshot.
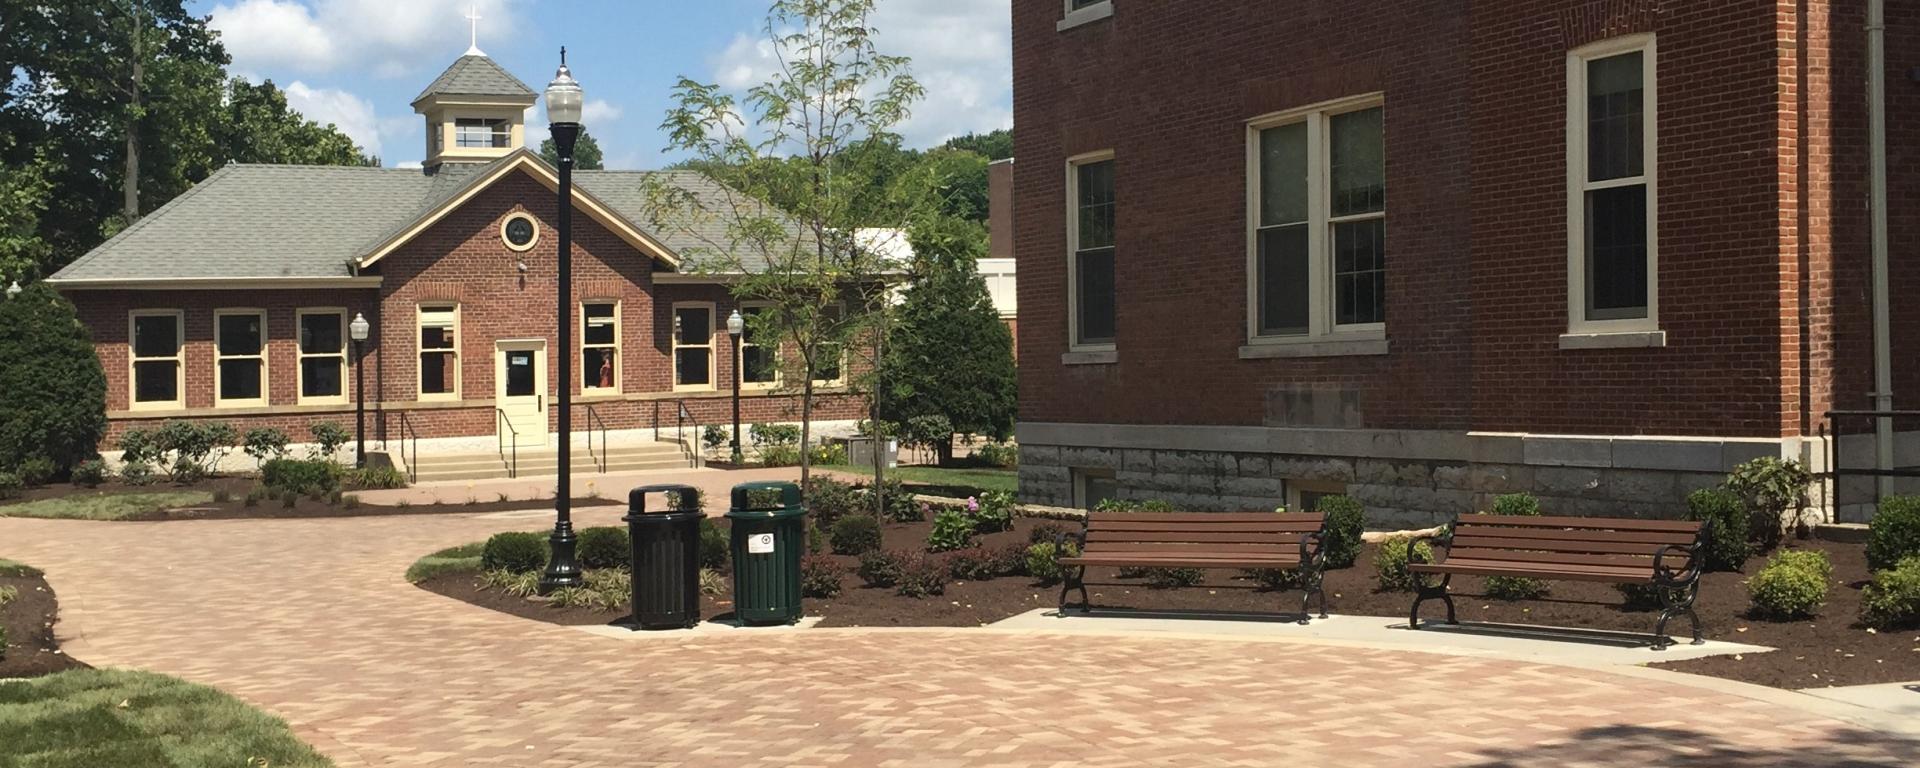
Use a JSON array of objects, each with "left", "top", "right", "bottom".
[
  {"left": 1062, "top": 349, "right": 1118, "bottom": 366},
  {"left": 1238, "top": 339, "right": 1389, "bottom": 359},
  {"left": 1558, "top": 330, "right": 1667, "bottom": 350}
]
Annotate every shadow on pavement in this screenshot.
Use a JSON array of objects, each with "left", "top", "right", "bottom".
[{"left": 1461, "top": 724, "right": 1918, "bottom": 767}]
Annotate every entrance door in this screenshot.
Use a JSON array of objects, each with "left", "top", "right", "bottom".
[{"left": 495, "top": 340, "right": 548, "bottom": 445}]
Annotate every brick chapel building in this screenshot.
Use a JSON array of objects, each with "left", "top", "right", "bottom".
[
  {"left": 1013, "top": 1, "right": 1918, "bottom": 524},
  {"left": 49, "top": 49, "right": 864, "bottom": 478}
]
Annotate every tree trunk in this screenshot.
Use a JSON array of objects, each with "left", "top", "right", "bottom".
[
  {"left": 123, "top": 19, "right": 143, "bottom": 222},
  {"left": 871, "top": 322, "right": 886, "bottom": 519},
  {"left": 799, "top": 377, "right": 814, "bottom": 492}
]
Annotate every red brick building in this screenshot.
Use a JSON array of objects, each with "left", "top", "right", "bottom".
[
  {"left": 49, "top": 52, "right": 863, "bottom": 477},
  {"left": 1013, "top": 0, "right": 1918, "bottom": 524}
]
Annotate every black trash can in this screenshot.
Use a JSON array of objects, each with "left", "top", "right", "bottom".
[
  {"left": 624, "top": 483, "right": 704, "bottom": 630},
  {"left": 726, "top": 481, "right": 806, "bottom": 626}
]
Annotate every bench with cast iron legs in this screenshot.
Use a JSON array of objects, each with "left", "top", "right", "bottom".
[
  {"left": 1405, "top": 514, "right": 1709, "bottom": 650},
  {"left": 1054, "top": 511, "right": 1330, "bottom": 623}
]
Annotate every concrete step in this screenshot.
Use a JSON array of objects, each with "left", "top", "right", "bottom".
[
  {"left": 414, "top": 458, "right": 693, "bottom": 483},
  {"left": 407, "top": 441, "right": 695, "bottom": 482},
  {"left": 410, "top": 444, "right": 687, "bottom": 468}
]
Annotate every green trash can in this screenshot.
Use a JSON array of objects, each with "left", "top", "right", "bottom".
[{"left": 726, "top": 481, "right": 806, "bottom": 626}]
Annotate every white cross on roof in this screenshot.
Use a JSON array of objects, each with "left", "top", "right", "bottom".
[{"left": 464, "top": 4, "right": 485, "bottom": 57}]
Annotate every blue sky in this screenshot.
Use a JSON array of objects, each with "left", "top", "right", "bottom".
[{"left": 188, "top": 0, "right": 1012, "bottom": 169}]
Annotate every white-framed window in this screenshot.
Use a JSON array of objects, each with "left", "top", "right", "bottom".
[
  {"left": 214, "top": 309, "right": 268, "bottom": 407},
  {"left": 418, "top": 304, "right": 460, "bottom": 399},
  {"left": 1059, "top": 0, "right": 1113, "bottom": 30},
  {"left": 1246, "top": 94, "right": 1386, "bottom": 344},
  {"left": 672, "top": 302, "right": 715, "bottom": 391},
  {"left": 454, "top": 117, "right": 510, "bottom": 149},
  {"left": 1284, "top": 479, "right": 1347, "bottom": 514},
  {"left": 582, "top": 301, "right": 619, "bottom": 391},
  {"left": 1067, "top": 151, "right": 1117, "bottom": 350},
  {"left": 128, "top": 310, "right": 184, "bottom": 410},
  {"left": 1567, "top": 34, "right": 1658, "bottom": 335},
  {"left": 739, "top": 302, "right": 779, "bottom": 389},
  {"left": 296, "top": 309, "right": 347, "bottom": 405},
  {"left": 1071, "top": 467, "right": 1118, "bottom": 511},
  {"left": 811, "top": 302, "right": 847, "bottom": 386}
]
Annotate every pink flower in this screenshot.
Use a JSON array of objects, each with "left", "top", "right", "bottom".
[{"left": 967, "top": 496, "right": 980, "bottom": 512}]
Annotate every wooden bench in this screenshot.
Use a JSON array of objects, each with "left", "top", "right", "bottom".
[
  {"left": 1054, "top": 511, "right": 1330, "bottom": 623},
  {"left": 1406, "top": 514, "right": 1710, "bottom": 650}
]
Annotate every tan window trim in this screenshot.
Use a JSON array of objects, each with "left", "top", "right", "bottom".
[
  {"left": 213, "top": 308, "right": 269, "bottom": 408},
  {"left": 296, "top": 308, "right": 349, "bottom": 406},
  {"left": 672, "top": 302, "right": 717, "bottom": 392},
  {"left": 418, "top": 304, "right": 462, "bottom": 401},
  {"left": 582, "top": 299, "right": 621, "bottom": 392},
  {"left": 128, "top": 309, "right": 186, "bottom": 412}
]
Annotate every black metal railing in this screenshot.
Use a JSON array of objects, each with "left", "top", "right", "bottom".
[
  {"left": 496, "top": 408, "right": 519, "bottom": 479},
  {"left": 1824, "top": 409, "right": 1920, "bottom": 514},
  {"left": 398, "top": 412, "right": 420, "bottom": 484},
  {"left": 583, "top": 403, "right": 609, "bottom": 474}
]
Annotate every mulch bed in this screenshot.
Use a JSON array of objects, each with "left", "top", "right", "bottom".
[
  {"left": 414, "top": 516, "right": 1917, "bottom": 689},
  {"left": 2, "top": 477, "right": 621, "bottom": 521},
  {"left": 0, "top": 567, "right": 89, "bottom": 679}
]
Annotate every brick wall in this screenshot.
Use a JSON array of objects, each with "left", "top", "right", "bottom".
[{"left": 1013, "top": 0, "right": 1913, "bottom": 441}]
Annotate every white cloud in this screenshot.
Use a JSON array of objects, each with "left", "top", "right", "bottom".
[
  {"left": 210, "top": 0, "right": 520, "bottom": 78},
  {"left": 283, "top": 81, "right": 382, "bottom": 158},
  {"left": 707, "top": 0, "right": 1011, "bottom": 149},
  {"left": 394, "top": 161, "right": 424, "bottom": 169},
  {"left": 582, "top": 99, "right": 623, "bottom": 126}
]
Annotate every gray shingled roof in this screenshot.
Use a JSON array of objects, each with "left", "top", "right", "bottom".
[
  {"left": 49, "top": 156, "right": 795, "bottom": 282},
  {"left": 412, "top": 54, "right": 537, "bottom": 104}
]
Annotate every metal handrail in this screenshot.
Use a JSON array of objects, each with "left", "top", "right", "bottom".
[
  {"left": 1822, "top": 409, "right": 1920, "bottom": 515},
  {"left": 582, "top": 403, "right": 608, "bottom": 474},
  {"left": 398, "top": 412, "right": 420, "bottom": 484},
  {"left": 496, "top": 408, "right": 519, "bottom": 479}
]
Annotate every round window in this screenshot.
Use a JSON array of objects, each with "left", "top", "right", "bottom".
[{"left": 501, "top": 214, "right": 539, "bottom": 251}]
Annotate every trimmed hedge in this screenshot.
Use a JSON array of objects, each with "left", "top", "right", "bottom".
[
  {"left": 1375, "top": 535, "right": 1434, "bottom": 593},
  {"left": 481, "top": 532, "right": 548, "bottom": 574},
  {"left": 1315, "top": 495, "right": 1365, "bottom": 569},
  {"left": 1861, "top": 556, "right": 1920, "bottom": 630},
  {"left": 577, "top": 527, "right": 631, "bottom": 570},
  {"left": 1687, "top": 487, "right": 1751, "bottom": 573},
  {"left": 1747, "top": 549, "right": 1830, "bottom": 619},
  {"left": 1867, "top": 495, "right": 1920, "bottom": 572},
  {"left": 261, "top": 458, "right": 341, "bottom": 497},
  {"left": 829, "top": 515, "right": 883, "bottom": 556},
  {"left": 0, "top": 284, "right": 107, "bottom": 476}
]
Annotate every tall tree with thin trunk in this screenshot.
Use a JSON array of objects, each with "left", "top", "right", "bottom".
[{"left": 644, "top": 0, "right": 922, "bottom": 490}]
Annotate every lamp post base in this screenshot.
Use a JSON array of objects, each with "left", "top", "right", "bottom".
[{"left": 539, "top": 522, "right": 583, "bottom": 593}]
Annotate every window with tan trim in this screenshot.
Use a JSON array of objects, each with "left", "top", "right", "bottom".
[
  {"left": 214, "top": 309, "right": 268, "bottom": 407},
  {"left": 582, "top": 301, "right": 619, "bottom": 391},
  {"left": 811, "top": 302, "right": 847, "bottom": 386},
  {"left": 1246, "top": 94, "right": 1386, "bottom": 344},
  {"left": 297, "top": 309, "right": 347, "bottom": 404},
  {"left": 739, "top": 302, "right": 778, "bottom": 388},
  {"left": 129, "top": 310, "right": 184, "bottom": 410},
  {"left": 1567, "top": 34, "right": 1658, "bottom": 336},
  {"left": 672, "top": 303, "right": 715, "bottom": 391},
  {"left": 418, "top": 304, "right": 460, "bottom": 399}
]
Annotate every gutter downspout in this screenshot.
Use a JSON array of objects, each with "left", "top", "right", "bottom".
[{"left": 1869, "top": 0, "right": 1894, "bottom": 501}]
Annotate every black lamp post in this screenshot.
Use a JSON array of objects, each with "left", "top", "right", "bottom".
[
  {"left": 727, "top": 309, "right": 745, "bottom": 464},
  {"left": 349, "top": 312, "right": 370, "bottom": 468},
  {"left": 540, "top": 48, "right": 586, "bottom": 594}
]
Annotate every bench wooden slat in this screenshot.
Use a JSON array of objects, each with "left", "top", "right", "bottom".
[
  {"left": 1445, "top": 547, "right": 1657, "bottom": 569},
  {"left": 1411, "top": 559, "right": 1655, "bottom": 583},
  {"left": 1448, "top": 534, "right": 1678, "bottom": 557},
  {"left": 1087, "top": 530, "right": 1314, "bottom": 545},
  {"left": 1448, "top": 526, "right": 1699, "bottom": 547},
  {"left": 1087, "top": 512, "right": 1322, "bottom": 524},
  {"left": 1084, "top": 520, "right": 1323, "bottom": 534},
  {"left": 1083, "top": 542, "right": 1304, "bottom": 556},
  {"left": 1062, "top": 554, "right": 1301, "bottom": 569},
  {"left": 1454, "top": 514, "right": 1702, "bottom": 534}
]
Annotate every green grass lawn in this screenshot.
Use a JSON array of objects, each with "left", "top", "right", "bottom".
[
  {"left": 821, "top": 463, "right": 1017, "bottom": 498},
  {"left": 0, "top": 668, "right": 332, "bottom": 767},
  {"left": 0, "top": 491, "right": 214, "bottom": 521},
  {"left": 405, "top": 542, "right": 484, "bottom": 583}
]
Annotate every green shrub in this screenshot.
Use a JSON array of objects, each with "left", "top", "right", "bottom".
[
  {"left": 699, "top": 518, "right": 729, "bottom": 570},
  {"left": 759, "top": 444, "right": 800, "bottom": 467},
  {"left": 749, "top": 422, "right": 801, "bottom": 447},
  {"left": 1316, "top": 495, "right": 1365, "bottom": 569},
  {"left": 804, "top": 477, "right": 863, "bottom": 525},
  {"left": 1375, "top": 536, "right": 1434, "bottom": 593},
  {"left": 0, "top": 471, "right": 21, "bottom": 500},
  {"left": 1748, "top": 551, "right": 1830, "bottom": 619},
  {"left": 926, "top": 509, "right": 977, "bottom": 553},
  {"left": 800, "top": 554, "right": 843, "bottom": 598},
  {"left": 117, "top": 428, "right": 161, "bottom": 468},
  {"left": 1686, "top": 487, "right": 1750, "bottom": 572},
  {"left": 307, "top": 421, "right": 350, "bottom": 462},
  {"left": 1769, "top": 548, "right": 1833, "bottom": 581},
  {"left": 155, "top": 420, "right": 236, "bottom": 481},
  {"left": 242, "top": 427, "right": 290, "bottom": 467},
  {"left": 280, "top": 492, "right": 298, "bottom": 509},
  {"left": 1484, "top": 492, "right": 1548, "bottom": 600},
  {"left": 857, "top": 548, "right": 907, "bottom": 588},
  {"left": 993, "top": 541, "right": 1030, "bottom": 576},
  {"left": 946, "top": 547, "right": 998, "bottom": 581},
  {"left": 972, "top": 490, "right": 1015, "bottom": 534},
  {"left": 1095, "top": 498, "right": 1177, "bottom": 513},
  {"left": 1867, "top": 495, "right": 1920, "bottom": 571},
  {"left": 346, "top": 466, "right": 408, "bottom": 490},
  {"left": 702, "top": 424, "right": 728, "bottom": 451},
  {"left": 1026, "top": 541, "right": 1078, "bottom": 584},
  {"left": 668, "top": 487, "right": 703, "bottom": 512},
  {"left": 70, "top": 459, "right": 107, "bottom": 488},
  {"left": 829, "top": 514, "right": 883, "bottom": 555},
  {"left": 577, "top": 527, "right": 631, "bottom": 570},
  {"left": 810, "top": 442, "right": 847, "bottom": 465},
  {"left": 869, "top": 477, "right": 922, "bottom": 522},
  {"left": 896, "top": 554, "right": 947, "bottom": 598},
  {"left": 0, "top": 284, "right": 107, "bottom": 477},
  {"left": 699, "top": 568, "right": 727, "bottom": 597},
  {"left": 1861, "top": 556, "right": 1920, "bottom": 630},
  {"left": 243, "top": 485, "right": 269, "bottom": 507},
  {"left": 1244, "top": 568, "right": 1302, "bottom": 590},
  {"left": 211, "top": 488, "right": 232, "bottom": 504},
  {"left": 806, "top": 520, "right": 827, "bottom": 554},
  {"left": 973, "top": 441, "right": 1018, "bottom": 468},
  {"left": 1725, "top": 456, "right": 1812, "bottom": 549},
  {"left": 15, "top": 456, "right": 55, "bottom": 487},
  {"left": 1029, "top": 522, "right": 1069, "bottom": 545},
  {"left": 118, "top": 462, "right": 154, "bottom": 486},
  {"left": 260, "top": 458, "right": 341, "bottom": 497},
  {"left": 1145, "top": 567, "right": 1204, "bottom": 589},
  {"left": 481, "top": 531, "right": 548, "bottom": 574}
]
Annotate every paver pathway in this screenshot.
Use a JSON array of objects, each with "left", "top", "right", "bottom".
[{"left": 3, "top": 509, "right": 1916, "bottom": 767}]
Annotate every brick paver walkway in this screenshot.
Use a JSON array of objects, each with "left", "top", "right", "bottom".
[{"left": 3, "top": 509, "right": 1915, "bottom": 767}]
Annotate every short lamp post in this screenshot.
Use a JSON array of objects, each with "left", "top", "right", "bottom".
[
  {"left": 4, "top": 281, "right": 20, "bottom": 299},
  {"left": 349, "top": 312, "right": 370, "bottom": 468},
  {"left": 727, "top": 309, "right": 745, "bottom": 464},
  {"left": 540, "top": 48, "right": 586, "bottom": 594}
]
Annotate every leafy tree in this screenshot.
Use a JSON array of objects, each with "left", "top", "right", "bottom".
[
  {"left": 540, "top": 130, "right": 604, "bottom": 170},
  {"left": 879, "top": 216, "right": 1016, "bottom": 463},
  {"left": 644, "top": 0, "right": 923, "bottom": 490},
  {"left": 891, "top": 147, "right": 990, "bottom": 224},
  {"left": 0, "top": 283, "right": 108, "bottom": 474},
  {"left": 0, "top": 139, "right": 56, "bottom": 284},
  {"left": 218, "top": 78, "right": 376, "bottom": 167},
  {"left": 942, "top": 129, "right": 1012, "bottom": 161}
]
